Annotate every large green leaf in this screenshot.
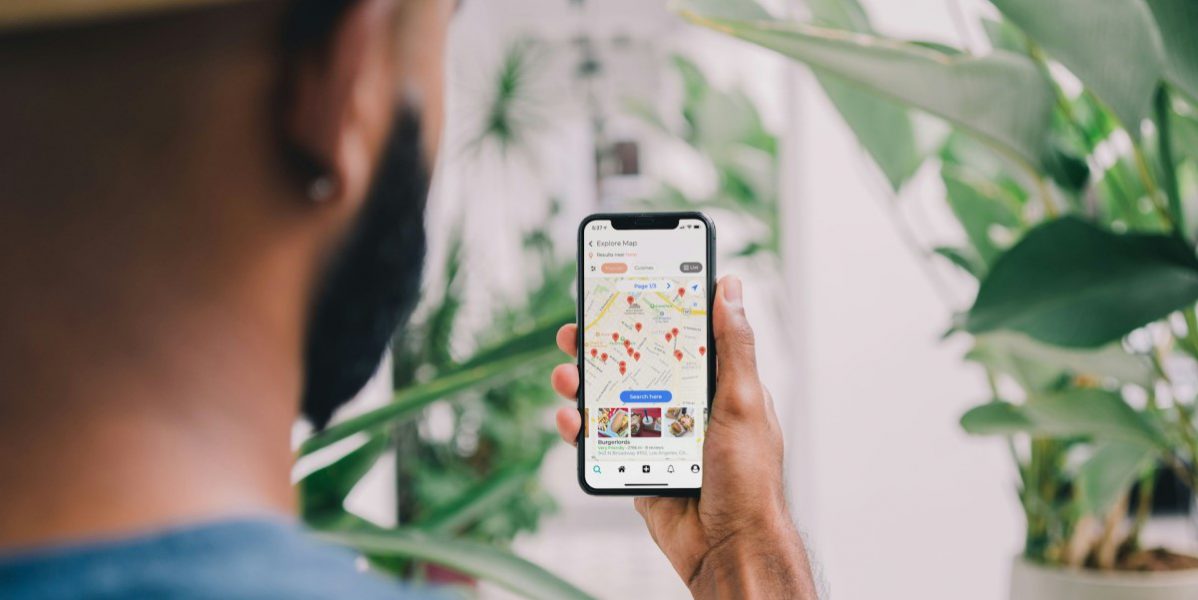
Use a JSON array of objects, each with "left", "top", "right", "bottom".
[
  {"left": 415, "top": 459, "right": 543, "bottom": 535},
  {"left": 673, "top": 54, "right": 777, "bottom": 158},
  {"left": 298, "top": 434, "right": 388, "bottom": 525},
  {"left": 1174, "top": 111, "right": 1198, "bottom": 162},
  {"left": 961, "top": 400, "right": 1034, "bottom": 436},
  {"left": 971, "top": 331, "right": 1155, "bottom": 388},
  {"left": 1023, "top": 388, "right": 1168, "bottom": 449},
  {"left": 449, "top": 309, "right": 571, "bottom": 373},
  {"left": 320, "top": 527, "right": 593, "bottom": 600},
  {"left": 991, "top": 0, "right": 1164, "bottom": 135},
  {"left": 806, "top": 0, "right": 923, "bottom": 190},
  {"left": 1146, "top": 0, "right": 1198, "bottom": 102},
  {"left": 675, "top": 0, "right": 1056, "bottom": 171},
  {"left": 804, "top": 0, "right": 868, "bottom": 31},
  {"left": 1075, "top": 441, "right": 1156, "bottom": 515},
  {"left": 981, "top": 18, "right": 1026, "bottom": 54},
  {"left": 960, "top": 389, "right": 1167, "bottom": 451},
  {"left": 966, "top": 339, "right": 1064, "bottom": 394},
  {"left": 934, "top": 245, "right": 985, "bottom": 279},
  {"left": 300, "top": 337, "right": 562, "bottom": 456},
  {"left": 817, "top": 76, "right": 923, "bottom": 191},
  {"left": 965, "top": 216, "right": 1198, "bottom": 347},
  {"left": 943, "top": 169, "right": 1021, "bottom": 265},
  {"left": 675, "top": 0, "right": 770, "bottom": 20}
]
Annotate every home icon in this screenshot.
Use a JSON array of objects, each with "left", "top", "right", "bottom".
[{"left": 618, "top": 466, "right": 625, "bottom": 473}]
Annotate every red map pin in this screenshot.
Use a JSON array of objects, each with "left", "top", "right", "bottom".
[
  {"left": 635, "top": 322, "right": 642, "bottom": 332},
  {"left": 627, "top": 346, "right": 634, "bottom": 356},
  {"left": 611, "top": 332, "right": 619, "bottom": 342},
  {"left": 626, "top": 295, "right": 634, "bottom": 305},
  {"left": 619, "top": 360, "right": 626, "bottom": 368},
  {"left": 678, "top": 288, "right": 686, "bottom": 298},
  {"left": 590, "top": 348, "right": 598, "bottom": 358},
  {"left": 633, "top": 351, "right": 641, "bottom": 361},
  {"left": 674, "top": 350, "right": 683, "bottom": 361},
  {"left": 665, "top": 333, "right": 672, "bottom": 342},
  {"left": 600, "top": 353, "right": 608, "bottom": 362},
  {"left": 623, "top": 338, "right": 631, "bottom": 347},
  {"left": 698, "top": 346, "right": 706, "bottom": 356}
]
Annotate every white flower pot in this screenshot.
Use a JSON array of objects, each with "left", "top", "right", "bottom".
[{"left": 1010, "top": 557, "right": 1198, "bottom": 600}]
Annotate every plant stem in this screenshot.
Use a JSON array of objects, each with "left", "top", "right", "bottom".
[
  {"left": 1149, "top": 348, "right": 1198, "bottom": 489},
  {"left": 1034, "top": 173, "right": 1058, "bottom": 218},
  {"left": 1021, "top": 44, "right": 1066, "bottom": 219},
  {"left": 1131, "top": 143, "right": 1175, "bottom": 231},
  {"left": 1156, "top": 86, "right": 1185, "bottom": 236},
  {"left": 1172, "top": 400, "right": 1198, "bottom": 485},
  {"left": 1051, "top": 85, "right": 1132, "bottom": 215},
  {"left": 1126, "top": 466, "right": 1154, "bottom": 551},
  {"left": 1183, "top": 307, "right": 1198, "bottom": 360}
]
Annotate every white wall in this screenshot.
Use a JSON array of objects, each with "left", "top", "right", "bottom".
[{"left": 785, "top": 1, "right": 1022, "bottom": 597}]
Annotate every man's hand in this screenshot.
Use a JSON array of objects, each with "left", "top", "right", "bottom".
[{"left": 551, "top": 275, "right": 817, "bottom": 598}]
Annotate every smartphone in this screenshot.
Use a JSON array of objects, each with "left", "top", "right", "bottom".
[{"left": 576, "top": 212, "right": 716, "bottom": 496}]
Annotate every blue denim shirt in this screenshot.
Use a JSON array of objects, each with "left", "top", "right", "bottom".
[{"left": 0, "top": 516, "right": 446, "bottom": 599}]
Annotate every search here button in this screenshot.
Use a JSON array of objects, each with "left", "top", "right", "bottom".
[{"left": 620, "top": 390, "right": 673, "bottom": 403}]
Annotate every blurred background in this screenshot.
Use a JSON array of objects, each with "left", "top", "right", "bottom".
[{"left": 293, "top": 0, "right": 1198, "bottom": 598}]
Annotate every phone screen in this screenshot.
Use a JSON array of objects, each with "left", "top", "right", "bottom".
[{"left": 579, "top": 216, "right": 711, "bottom": 493}]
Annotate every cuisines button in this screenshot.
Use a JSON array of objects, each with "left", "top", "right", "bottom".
[{"left": 619, "top": 390, "right": 673, "bottom": 403}]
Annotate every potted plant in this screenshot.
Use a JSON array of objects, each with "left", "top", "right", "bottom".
[{"left": 677, "top": 0, "right": 1198, "bottom": 596}]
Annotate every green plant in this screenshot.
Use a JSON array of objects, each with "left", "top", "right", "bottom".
[
  {"left": 388, "top": 231, "right": 569, "bottom": 545},
  {"left": 296, "top": 231, "right": 584, "bottom": 597},
  {"left": 466, "top": 38, "right": 551, "bottom": 160},
  {"left": 678, "top": 0, "right": 1198, "bottom": 571},
  {"left": 626, "top": 55, "right": 781, "bottom": 259}
]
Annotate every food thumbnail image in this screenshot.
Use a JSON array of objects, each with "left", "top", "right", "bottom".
[
  {"left": 665, "top": 406, "right": 696, "bottom": 437},
  {"left": 630, "top": 408, "right": 662, "bottom": 438},
  {"left": 584, "top": 408, "right": 589, "bottom": 439},
  {"left": 598, "top": 407, "right": 631, "bottom": 438}
]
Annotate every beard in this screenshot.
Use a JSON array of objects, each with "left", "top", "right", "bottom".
[{"left": 300, "top": 109, "right": 429, "bottom": 430}]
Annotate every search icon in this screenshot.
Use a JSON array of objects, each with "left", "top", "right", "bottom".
[{"left": 592, "top": 465, "right": 601, "bottom": 474}]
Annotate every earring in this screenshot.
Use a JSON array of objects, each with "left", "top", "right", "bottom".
[{"left": 307, "top": 175, "right": 335, "bottom": 203}]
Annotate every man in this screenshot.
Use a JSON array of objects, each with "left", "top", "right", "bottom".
[{"left": 0, "top": 0, "right": 817, "bottom": 597}]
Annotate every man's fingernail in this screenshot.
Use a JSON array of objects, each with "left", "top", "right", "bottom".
[{"left": 723, "top": 276, "right": 743, "bottom": 306}]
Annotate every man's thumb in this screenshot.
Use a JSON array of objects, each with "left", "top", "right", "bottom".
[{"left": 712, "top": 276, "right": 760, "bottom": 406}]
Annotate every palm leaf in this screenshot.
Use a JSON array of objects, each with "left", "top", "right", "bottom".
[{"left": 318, "top": 526, "right": 593, "bottom": 600}]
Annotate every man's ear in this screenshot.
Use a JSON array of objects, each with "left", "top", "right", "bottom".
[{"left": 281, "top": 0, "right": 398, "bottom": 207}]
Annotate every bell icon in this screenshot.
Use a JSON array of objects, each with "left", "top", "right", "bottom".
[{"left": 667, "top": 465, "right": 675, "bottom": 473}]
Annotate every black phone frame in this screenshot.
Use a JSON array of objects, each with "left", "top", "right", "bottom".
[{"left": 575, "top": 211, "right": 716, "bottom": 497}]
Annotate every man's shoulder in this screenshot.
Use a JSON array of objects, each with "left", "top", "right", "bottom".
[{"left": 0, "top": 516, "right": 444, "bottom": 599}]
